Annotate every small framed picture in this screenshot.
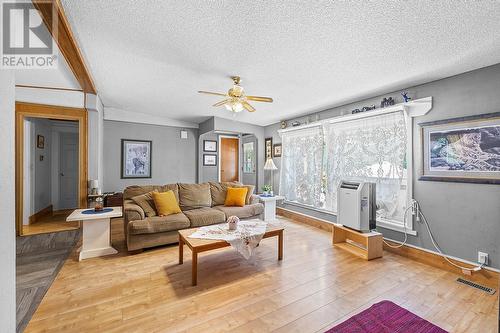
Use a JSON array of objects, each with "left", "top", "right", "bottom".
[
  {"left": 273, "top": 143, "right": 282, "bottom": 157},
  {"left": 121, "top": 139, "right": 152, "bottom": 179},
  {"left": 37, "top": 135, "right": 45, "bottom": 149},
  {"left": 204, "top": 140, "right": 217, "bottom": 152},
  {"left": 203, "top": 154, "right": 217, "bottom": 166},
  {"left": 265, "top": 137, "right": 273, "bottom": 159}
]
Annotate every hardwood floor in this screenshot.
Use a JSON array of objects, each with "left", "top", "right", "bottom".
[
  {"left": 17, "top": 229, "right": 80, "bottom": 333},
  {"left": 22, "top": 210, "right": 79, "bottom": 236},
  {"left": 24, "top": 217, "right": 498, "bottom": 333}
]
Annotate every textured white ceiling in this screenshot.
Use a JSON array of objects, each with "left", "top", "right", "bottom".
[{"left": 60, "top": 0, "right": 500, "bottom": 126}]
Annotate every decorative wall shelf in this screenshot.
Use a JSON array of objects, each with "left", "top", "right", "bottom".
[{"left": 278, "top": 96, "right": 433, "bottom": 134}]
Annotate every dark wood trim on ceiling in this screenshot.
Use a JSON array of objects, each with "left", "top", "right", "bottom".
[
  {"left": 32, "top": 0, "right": 97, "bottom": 94},
  {"left": 16, "top": 84, "right": 84, "bottom": 92}
]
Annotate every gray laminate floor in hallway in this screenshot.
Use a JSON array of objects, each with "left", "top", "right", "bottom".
[{"left": 16, "top": 229, "right": 80, "bottom": 333}]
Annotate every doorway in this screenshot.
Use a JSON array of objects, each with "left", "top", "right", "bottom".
[
  {"left": 219, "top": 136, "right": 240, "bottom": 182},
  {"left": 241, "top": 134, "right": 258, "bottom": 188},
  {"left": 16, "top": 102, "right": 87, "bottom": 236}
]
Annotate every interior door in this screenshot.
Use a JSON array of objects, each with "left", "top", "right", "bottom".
[
  {"left": 220, "top": 137, "right": 239, "bottom": 182},
  {"left": 59, "top": 132, "right": 79, "bottom": 209}
]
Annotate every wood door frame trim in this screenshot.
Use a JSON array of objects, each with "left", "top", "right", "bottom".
[
  {"left": 15, "top": 102, "right": 88, "bottom": 236},
  {"left": 218, "top": 135, "right": 240, "bottom": 183},
  {"left": 31, "top": 0, "right": 97, "bottom": 94}
]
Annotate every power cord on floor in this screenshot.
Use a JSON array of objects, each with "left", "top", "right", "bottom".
[
  {"left": 382, "top": 205, "right": 411, "bottom": 249},
  {"left": 383, "top": 199, "right": 485, "bottom": 273}
]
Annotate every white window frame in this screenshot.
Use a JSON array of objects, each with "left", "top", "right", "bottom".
[{"left": 278, "top": 97, "right": 433, "bottom": 234}]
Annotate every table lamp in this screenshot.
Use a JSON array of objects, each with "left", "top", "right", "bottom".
[
  {"left": 89, "top": 179, "right": 99, "bottom": 195},
  {"left": 264, "top": 158, "right": 278, "bottom": 195}
]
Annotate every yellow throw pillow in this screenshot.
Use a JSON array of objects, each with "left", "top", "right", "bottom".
[
  {"left": 224, "top": 187, "right": 248, "bottom": 207},
  {"left": 152, "top": 190, "right": 182, "bottom": 216}
]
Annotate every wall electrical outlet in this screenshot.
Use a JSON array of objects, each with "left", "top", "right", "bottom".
[{"left": 478, "top": 251, "right": 488, "bottom": 265}]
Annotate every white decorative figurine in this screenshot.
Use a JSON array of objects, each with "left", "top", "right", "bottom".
[{"left": 227, "top": 215, "right": 240, "bottom": 230}]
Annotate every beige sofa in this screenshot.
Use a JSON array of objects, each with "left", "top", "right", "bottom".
[{"left": 123, "top": 182, "right": 264, "bottom": 251}]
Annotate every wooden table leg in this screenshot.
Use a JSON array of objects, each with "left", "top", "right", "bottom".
[
  {"left": 178, "top": 235, "right": 184, "bottom": 265},
  {"left": 278, "top": 230, "right": 283, "bottom": 260},
  {"left": 192, "top": 250, "right": 198, "bottom": 286}
]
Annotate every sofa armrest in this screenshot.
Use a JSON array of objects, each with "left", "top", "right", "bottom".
[
  {"left": 249, "top": 194, "right": 260, "bottom": 205},
  {"left": 124, "top": 201, "right": 145, "bottom": 222}
]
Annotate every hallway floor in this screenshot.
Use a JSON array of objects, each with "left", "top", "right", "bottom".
[{"left": 22, "top": 210, "right": 80, "bottom": 236}]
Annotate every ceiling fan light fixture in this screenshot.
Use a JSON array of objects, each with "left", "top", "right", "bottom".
[
  {"left": 198, "top": 76, "right": 273, "bottom": 114},
  {"left": 224, "top": 101, "right": 244, "bottom": 113}
]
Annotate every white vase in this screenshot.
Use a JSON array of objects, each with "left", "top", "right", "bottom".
[{"left": 227, "top": 216, "right": 239, "bottom": 230}]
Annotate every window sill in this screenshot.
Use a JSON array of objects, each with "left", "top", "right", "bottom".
[
  {"left": 377, "top": 219, "right": 417, "bottom": 236},
  {"left": 282, "top": 200, "right": 337, "bottom": 217}
]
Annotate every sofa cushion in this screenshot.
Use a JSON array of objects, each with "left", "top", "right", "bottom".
[
  {"left": 152, "top": 190, "right": 181, "bottom": 216},
  {"left": 131, "top": 190, "right": 158, "bottom": 217},
  {"left": 241, "top": 185, "right": 255, "bottom": 204},
  {"left": 183, "top": 207, "right": 226, "bottom": 227},
  {"left": 128, "top": 213, "right": 190, "bottom": 235},
  {"left": 124, "top": 200, "right": 145, "bottom": 221},
  {"left": 178, "top": 183, "right": 211, "bottom": 210},
  {"left": 209, "top": 181, "right": 241, "bottom": 206},
  {"left": 224, "top": 187, "right": 248, "bottom": 207},
  {"left": 214, "top": 203, "right": 264, "bottom": 219},
  {"left": 124, "top": 184, "right": 179, "bottom": 201}
]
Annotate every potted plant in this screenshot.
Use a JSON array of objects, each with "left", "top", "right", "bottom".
[{"left": 262, "top": 184, "right": 273, "bottom": 196}]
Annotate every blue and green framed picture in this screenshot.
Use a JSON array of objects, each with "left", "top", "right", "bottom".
[{"left": 419, "top": 112, "right": 500, "bottom": 184}]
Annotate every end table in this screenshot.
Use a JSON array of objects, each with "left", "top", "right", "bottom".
[{"left": 259, "top": 195, "right": 285, "bottom": 222}]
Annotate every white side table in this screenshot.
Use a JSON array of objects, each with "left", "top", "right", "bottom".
[
  {"left": 67, "top": 207, "right": 122, "bottom": 261},
  {"left": 259, "top": 195, "right": 285, "bottom": 222}
]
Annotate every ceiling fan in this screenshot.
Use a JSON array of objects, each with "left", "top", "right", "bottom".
[{"left": 198, "top": 76, "right": 273, "bottom": 113}]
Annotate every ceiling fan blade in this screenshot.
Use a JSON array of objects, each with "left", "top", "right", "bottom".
[
  {"left": 198, "top": 90, "right": 227, "bottom": 97},
  {"left": 213, "top": 99, "right": 231, "bottom": 107},
  {"left": 242, "top": 101, "right": 256, "bottom": 112},
  {"left": 246, "top": 95, "right": 273, "bottom": 103}
]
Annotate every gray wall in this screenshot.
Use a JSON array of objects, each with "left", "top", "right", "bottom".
[
  {"left": 198, "top": 132, "right": 219, "bottom": 183},
  {"left": 31, "top": 118, "right": 52, "bottom": 212},
  {"left": 265, "top": 63, "right": 500, "bottom": 269},
  {"left": 197, "top": 117, "right": 264, "bottom": 188},
  {"left": 214, "top": 117, "right": 265, "bottom": 189},
  {"left": 103, "top": 121, "right": 198, "bottom": 192},
  {"left": 0, "top": 71, "right": 16, "bottom": 333}
]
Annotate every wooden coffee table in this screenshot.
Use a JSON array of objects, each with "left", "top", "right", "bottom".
[{"left": 178, "top": 224, "right": 284, "bottom": 286}]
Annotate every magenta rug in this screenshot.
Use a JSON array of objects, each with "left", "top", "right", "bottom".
[{"left": 326, "top": 301, "right": 447, "bottom": 333}]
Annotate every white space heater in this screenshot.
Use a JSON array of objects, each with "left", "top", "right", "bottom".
[{"left": 337, "top": 181, "right": 376, "bottom": 232}]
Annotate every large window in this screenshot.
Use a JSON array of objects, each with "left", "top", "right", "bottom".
[
  {"left": 280, "top": 110, "right": 410, "bottom": 227},
  {"left": 279, "top": 126, "right": 325, "bottom": 207},
  {"left": 324, "top": 111, "right": 408, "bottom": 223}
]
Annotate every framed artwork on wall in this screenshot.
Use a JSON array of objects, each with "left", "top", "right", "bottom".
[
  {"left": 419, "top": 112, "right": 500, "bottom": 184},
  {"left": 37, "top": 135, "right": 45, "bottom": 149},
  {"left": 203, "top": 154, "right": 217, "bottom": 166},
  {"left": 265, "top": 137, "right": 273, "bottom": 159},
  {"left": 203, "top": 140, "right": 217, "bottom": 152},
  {"left": 273, "top": 143, "right": 282, "bottom": 157},
  {"left": 121, "top": 139, "right": 152, "bottom": 179}
]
